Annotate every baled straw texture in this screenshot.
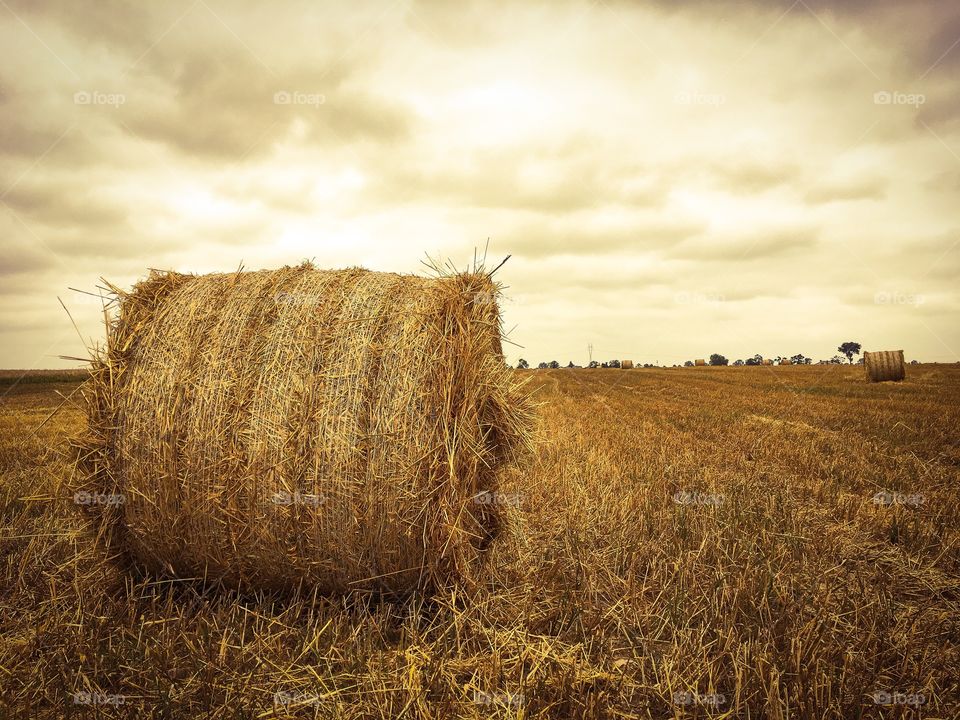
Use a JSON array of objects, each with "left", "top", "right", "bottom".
[
  {"left": 762, "top": 359, "right": 773, "bottom": 366},
  {"left": 620, "top": 360, "right": 634, "bottom": 369},
  {"left": 864, "top": 350, "right": 905, "bottom": 383},
  {"left": 72, "top": 263, "right": 533, "bottom": 594},
  {"left": 695, "top": 359, "right": 706, "bottom": 366},
  {"left": 780, "top": 359, "right": 793, "bottom": 365}
]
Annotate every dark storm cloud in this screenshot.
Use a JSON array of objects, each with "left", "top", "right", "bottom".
[
  {"left": 916, "top": 12, "right": 960, "bottom": 74},
  {"left": 2, "top": 0, "right": 413, "bottom": 162},
  {"left": 1, "top": 180, "right": 128, "bottom": 228},
  {"left": 119, "top": 49, "right": 411, "bottom": 160},
  {"left": 0, "top": 117, "right": 89, "bottom": 161},
  {"left": 0, "top": 240, "right": 58, "bottom": 276},
  {"left": 635, "top": 0, "right": 947, "bottom": 13},
  {"left": 6, "top": 0, "right": 156, "bottom": 49},
  {"left": 916, "top": 95, "right": 960, "bottom": 132}
]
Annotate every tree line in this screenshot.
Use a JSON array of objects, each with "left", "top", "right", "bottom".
[{"left": 517, "top": 342, "right": 865, "bottom": 369}]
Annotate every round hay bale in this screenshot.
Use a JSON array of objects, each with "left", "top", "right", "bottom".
[
  {"left": 694, "top": 359, "right": 706, "bottom": 366},
  {"left": 864, "top": 350, "right": 905, "bottom": 383},
  {"left": 762, "top": 359, "right": 773, "bottom": 366},
  {"left": 620, "top": 360, "right": 634, "bottom": 369},
  {"left": 779, "top": 358, "right": 792, "bottom": 365},
  {"left": 72, "top": 264, "right": 533, "bottom": 594}
]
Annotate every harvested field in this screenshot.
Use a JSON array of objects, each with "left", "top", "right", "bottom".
[{"left": 2, "top": 365, "right": 959, "bottom": 718}]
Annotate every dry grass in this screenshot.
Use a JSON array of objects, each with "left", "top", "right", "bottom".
[
  {"left": 2, "top": 364, "right": 959, "bottom": 718},
  {"left": 71, "top": 264, "right": 532, "bottom": 594}
]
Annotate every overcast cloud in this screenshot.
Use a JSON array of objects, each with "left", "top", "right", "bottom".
[{"left": 1, "top": 0, "right": 958, "bottom": 368}]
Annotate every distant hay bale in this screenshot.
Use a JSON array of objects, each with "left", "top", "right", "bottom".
[
  {"left": 779, "top": 359, "right": 792, "bottom": 365},
  {"left": 864, "top": 350, "right": 905, "bottom": 383},
  {"left": 621, "top": 360, "right": 634, "bottom": 369},
  {"left": 72, "top": 263, "right": 533, "bottom": 594},
  {"left": 762, "top": 359, "right": 773, "bottom": 366},
  {"left": 694, "top": 359, "right": 706, "bottom": 366}
]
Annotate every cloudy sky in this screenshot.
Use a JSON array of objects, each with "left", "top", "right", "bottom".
[{"left": 1, "top": 0, "right": 958, "bottom": 368}]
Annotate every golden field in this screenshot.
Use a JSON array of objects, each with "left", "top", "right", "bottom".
[{"left": 1, "top": 365, "right": 958, "bottom": 719}]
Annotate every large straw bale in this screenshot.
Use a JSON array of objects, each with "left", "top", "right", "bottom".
[
  {"left": 72, "top": 263, "right": 533, "bottom": 594},
  {"left": 694, "top": 359, "right": 706, "bottom": 366},
  {"left": 864, "top": 350, "right": 905, "bottom": 383},
  {"left": 620, "top": 360, "right": 634, "bottom": 369}
]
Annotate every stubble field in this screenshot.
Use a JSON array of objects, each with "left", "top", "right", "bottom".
[{"left": 1, "top": 365, "right": 958, "bottom": 718}]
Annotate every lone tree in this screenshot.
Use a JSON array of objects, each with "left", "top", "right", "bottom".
[
  {"left": 709, "top": 353, "right": 729, "bottom": 366},
  {"left": 548, "top": 360, "right": 560, "bottom": 369},
  {"left": 684, "top": 360, "right": 694, "bottom": 367},
  {"left": 517, "top": 358, "right": 529, "bottom": 369},
  {"left": 838, "top": 341, "right": 862, "bottom": 364}
]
